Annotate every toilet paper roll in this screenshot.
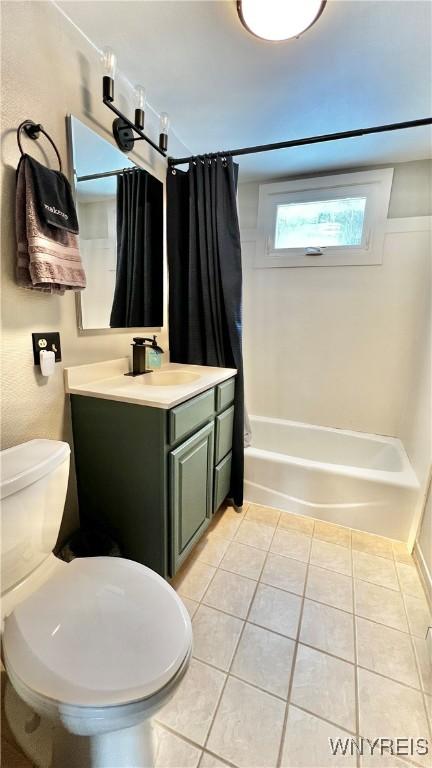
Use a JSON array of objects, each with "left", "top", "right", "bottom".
[{"left": 39, "top": 349, "right": 55, "bottom": 377}]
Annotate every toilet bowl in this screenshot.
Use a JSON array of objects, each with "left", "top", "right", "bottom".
[{"left": 1, "top": 440, "right": 192, "bottom": 768}]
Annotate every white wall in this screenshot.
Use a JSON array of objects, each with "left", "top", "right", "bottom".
[
  {"left": 239, "top": 162, "right": 431, "bottom": 544},
  {"left": 240, "top": 161, "right": 431, "bottom": 434},
  {"left": 415, "top": 481, "right": 432, "bottom": 596},
  {"left": 0, "top": 1, "right": 189, "bottom": 543}
]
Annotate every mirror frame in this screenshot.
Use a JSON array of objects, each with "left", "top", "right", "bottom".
[{"left": 66, "top": 115, "right": 163, "bottom": 336}]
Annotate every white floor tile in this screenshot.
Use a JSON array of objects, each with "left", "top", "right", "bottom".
[
  {"left": 231, "top": 622, "right": 295, "bottom": 698},
  {"left": 199, "top": 753, "right": 231, "bottom": 768},
  {"left": 356, "top": 616, "right": 419, "bottom": 688},
  {"left": 291, "top": 644, "right": 356, "bottom": 732},
  {"left": 207, "top": 676, "right": 285, "bottom": 768},
  {"left": 249, "top": 583, "right": 302, "bottom": 639},
  {"left": 403, "top": 593, "right": 432, "bottom": 638},
  {"left": 351, "top": 531, "right": 393, "bottom": 560},
  {"left": 413, "top": 636, "right": 432, "bottom": 695},
  {"left": 354, "top": 580, "right": 408, "bottom": 632},
  {"left": 396, "top": 562, "right": 426, "bottom": 599},
  {"left": 220, "top": 541, "right": 266, "bottom": 580},
  {"left": 194, "top": 534, "right": 231, "bottom": 567},
  {"left": 392, "top": 540, "right": 413, "bottom": 565},
  {"left": 260, "top": 553, "right": 307, "bottom": 596},
  {"left": 313, "top": 520, "right": 351, "bottom": 548},
  {"left": 234, "top": 520, "right": 274, "bottom": 550},
  {"left": 246, "top": 503, "right": 280, "bottom": 528},
  {"left": 154, "top": 725, "right": 202, "bottom": 768},
  {"left": 203, "top": 569, "right": 256, "bottom": 619},
  {"left": 270, "top": 529, "right": 311, "bottom": 563},
  {"left": 306, "top": 565, "right": 353, "bottom": 612},
  {"left": 358, "top": 668, "right": 430, "bottom": 762},
  {"left": 175, "top": 560, "right": 217, "bottom": 602},
  {"left": 192, "top": 605, "right": 244, "bottom": 671},
  {"left": 360, "top": 751, "right": 419, "bottom": 767},
  {"left": 300, "top": 599, "right": 354, "bottom": 662},
  {"left": 181, "top": 596, "right": 199, "bottom": 619},
  {"left": 353, "top": 550, "right": 399, "bottom": 591},
  {"left": 209, "top": 510, "right": 243, "bottom": 541},
  {"left": 157, "top": 659, "right": 225, "bottom": 746},
  {"left": 310, "top": 539, "right": 352, "bottom": 576},
  {"left": 281, "top": 706, "right": 356, "bottom": 768},
  {"left": 278, "top": 512, "right": 314, "bottom": 536}
]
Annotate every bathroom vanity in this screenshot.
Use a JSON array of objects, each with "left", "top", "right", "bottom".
[{"left": 65, "top": 359, "right": 237, "bottom": 577}]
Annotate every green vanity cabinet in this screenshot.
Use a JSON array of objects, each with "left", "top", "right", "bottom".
[
  {"left": 70, "top": 376, "right": 235, "bottom": 579},
  {"left": 170, "top": 421, "right": 214, "bottom": 572}
]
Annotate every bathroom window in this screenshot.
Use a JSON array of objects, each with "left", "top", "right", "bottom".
[{"left": 256, "top": 169, "right": 393, "bottom": 267}]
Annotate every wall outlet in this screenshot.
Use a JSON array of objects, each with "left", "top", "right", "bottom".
[{"left": 32, "top": 332, "right": 62, "bottom": 366}]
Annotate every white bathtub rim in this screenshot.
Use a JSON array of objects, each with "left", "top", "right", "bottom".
[
  {"left": 247, "top": 416, "right": 419, "bottom": 489},
  {"left": 245, "top": 445, "right": 419, "bottom": 490},
  {"left": 249, "top": 414, "right": 408, "bottom": 449}
]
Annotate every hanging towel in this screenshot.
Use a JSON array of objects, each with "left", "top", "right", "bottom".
[
  {"left": 15, "top": 155, "right": 86, "bottom": 293},
  {"left": 26, "top": 155, "right": 79, "bottom": 234}
]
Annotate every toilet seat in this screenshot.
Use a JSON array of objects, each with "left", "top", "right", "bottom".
[{"left": 3, "top": 557, "right": 192, "bottom": 709}]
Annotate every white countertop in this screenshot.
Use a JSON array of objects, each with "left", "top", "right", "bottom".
[{"left": 64, "top": 358, "right": 237, "bottom": 409}]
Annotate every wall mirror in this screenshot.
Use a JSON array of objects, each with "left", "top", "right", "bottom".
[{"left": 68, "top": 116, "right": 163, "bottom": 331}]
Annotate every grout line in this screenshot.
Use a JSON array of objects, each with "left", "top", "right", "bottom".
[
  {"left": 173, "top": 507, "right": 428, "bottom": 767},
  {"left": 395, "top": 558, "right": 432, "bottom": 744},
  {"left": 352, "top": 546, "right": 361, "bottom": 768},
  {"left": 275, "top": 524, "right": 314, "bottom": 768},
  {"left": 198, "top": 526, "right": 274, "bottom": 760},
  {"left": 287, "top": 702, "right": 357, "bottom": 738},
  {"left": 200, "top": 513, "right": 279, "bottom": 760}
]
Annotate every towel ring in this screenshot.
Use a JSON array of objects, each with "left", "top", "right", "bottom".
[{"left": 17, "top": 120, "right": 62, "bottom": 173}]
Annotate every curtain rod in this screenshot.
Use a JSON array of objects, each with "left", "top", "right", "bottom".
[
  {"left": 167, "top": 117, "right": 432, "bottom": 167},
  {"left": 76, "top": 168, "right": 135, "bottom": 182}
]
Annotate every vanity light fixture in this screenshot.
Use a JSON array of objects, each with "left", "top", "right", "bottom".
[
  {"left": 101, "top": 47, "right": 168, "bottom": 155},
  {"left": 237, "top": 0, "right": 326, "bottom": 42}
]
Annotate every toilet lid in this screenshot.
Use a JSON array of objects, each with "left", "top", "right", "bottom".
[{"left": 3, "top": 557, "right": 192, "bottom": 708}]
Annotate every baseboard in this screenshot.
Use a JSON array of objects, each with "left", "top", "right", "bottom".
[{"left": 413, "top": 541, "right": 432, "bottom": 607}]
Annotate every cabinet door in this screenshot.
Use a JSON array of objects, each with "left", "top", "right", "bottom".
[
  {"left": 215, "top": 405, "right": 234, "bottom": 464},
  {"left": 170, "top": 421, "right": 214, "bottom": 574}
]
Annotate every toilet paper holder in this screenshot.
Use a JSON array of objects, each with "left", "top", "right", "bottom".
[{"left": 32, "top": 332, "right": 62, "bottom": 366}]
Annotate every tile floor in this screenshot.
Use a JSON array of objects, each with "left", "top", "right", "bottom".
[
  {"left": 167, "top": 503, "right": 432, "bottom": 768},
  {"left": 2, "top": 503, "right": 431, "bottom": 768}
]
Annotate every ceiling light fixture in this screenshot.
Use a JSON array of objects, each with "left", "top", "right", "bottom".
[{"left": 237, "top": 0, "right": 326, "bottom": 42}]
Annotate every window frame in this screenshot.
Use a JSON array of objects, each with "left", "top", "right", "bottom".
[{"left": 255, "top": 169, "right": 394, "bottom": 268}]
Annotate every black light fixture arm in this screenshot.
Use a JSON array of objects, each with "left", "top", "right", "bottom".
[
  {"left": 102, "top": 75, "right": 166, "bottom": 157},
  {"left": 168, "top": 116, "right": 432, "bottom": 167}
]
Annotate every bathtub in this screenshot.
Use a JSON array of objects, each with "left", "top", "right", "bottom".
[{"left": 244, "top": 416, "right": 419, "bottom": 541}]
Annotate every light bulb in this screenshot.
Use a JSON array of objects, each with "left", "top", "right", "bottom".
[
  {"left": 134, "top": 85, "right": 147, "bottom": 111},
  {"left": 101, "top": 46, "right": 117, "bottom": 78},
  {"left": 159, "top": 112, "right": 169, "bottom": 152},
  {"left": 238, "top": 0, "right": 326, "bottom": 42},
  {"left": 159, "top": 112, "right": 170, "bottom": 134}
]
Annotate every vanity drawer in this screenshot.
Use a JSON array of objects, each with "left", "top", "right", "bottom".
[
  {"left": 214, "top": 451, "right": 232, "bottom": 513},
  {"left": 215, "top": 405, "right": 234, "bottom": 464},
  {"left": 216, "top": 378, "right": 235, "bottom": 413},
  {"left": 169, "top": 388, "right": 215, "bottom": 444}
]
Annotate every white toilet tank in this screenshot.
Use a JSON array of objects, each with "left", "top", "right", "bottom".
[{"left": 1, "top": 440, "right": 70, "bottom": 595}]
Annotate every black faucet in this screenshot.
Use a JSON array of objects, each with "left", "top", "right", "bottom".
[{"left": 125, "top": 336, "right": 164, "bottom": 377}]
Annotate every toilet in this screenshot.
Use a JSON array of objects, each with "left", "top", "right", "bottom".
[{"left": 1, "top": 439, "right": 193, "bottom": 768}]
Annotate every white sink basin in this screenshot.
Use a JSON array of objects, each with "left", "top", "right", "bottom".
[
  {"left": 137, "top": 370, "right": 201, "bottom": 386},
  {"left": 64, "top": 360, "right": 237, "bottom": 409}
]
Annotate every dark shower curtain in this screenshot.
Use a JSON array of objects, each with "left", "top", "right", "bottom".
[
  {"left": 110, "top": 167, "right": 163, "bottom": 328},
  {"left": 167, "top": 157, "right": 244, "bottom": 507}
]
